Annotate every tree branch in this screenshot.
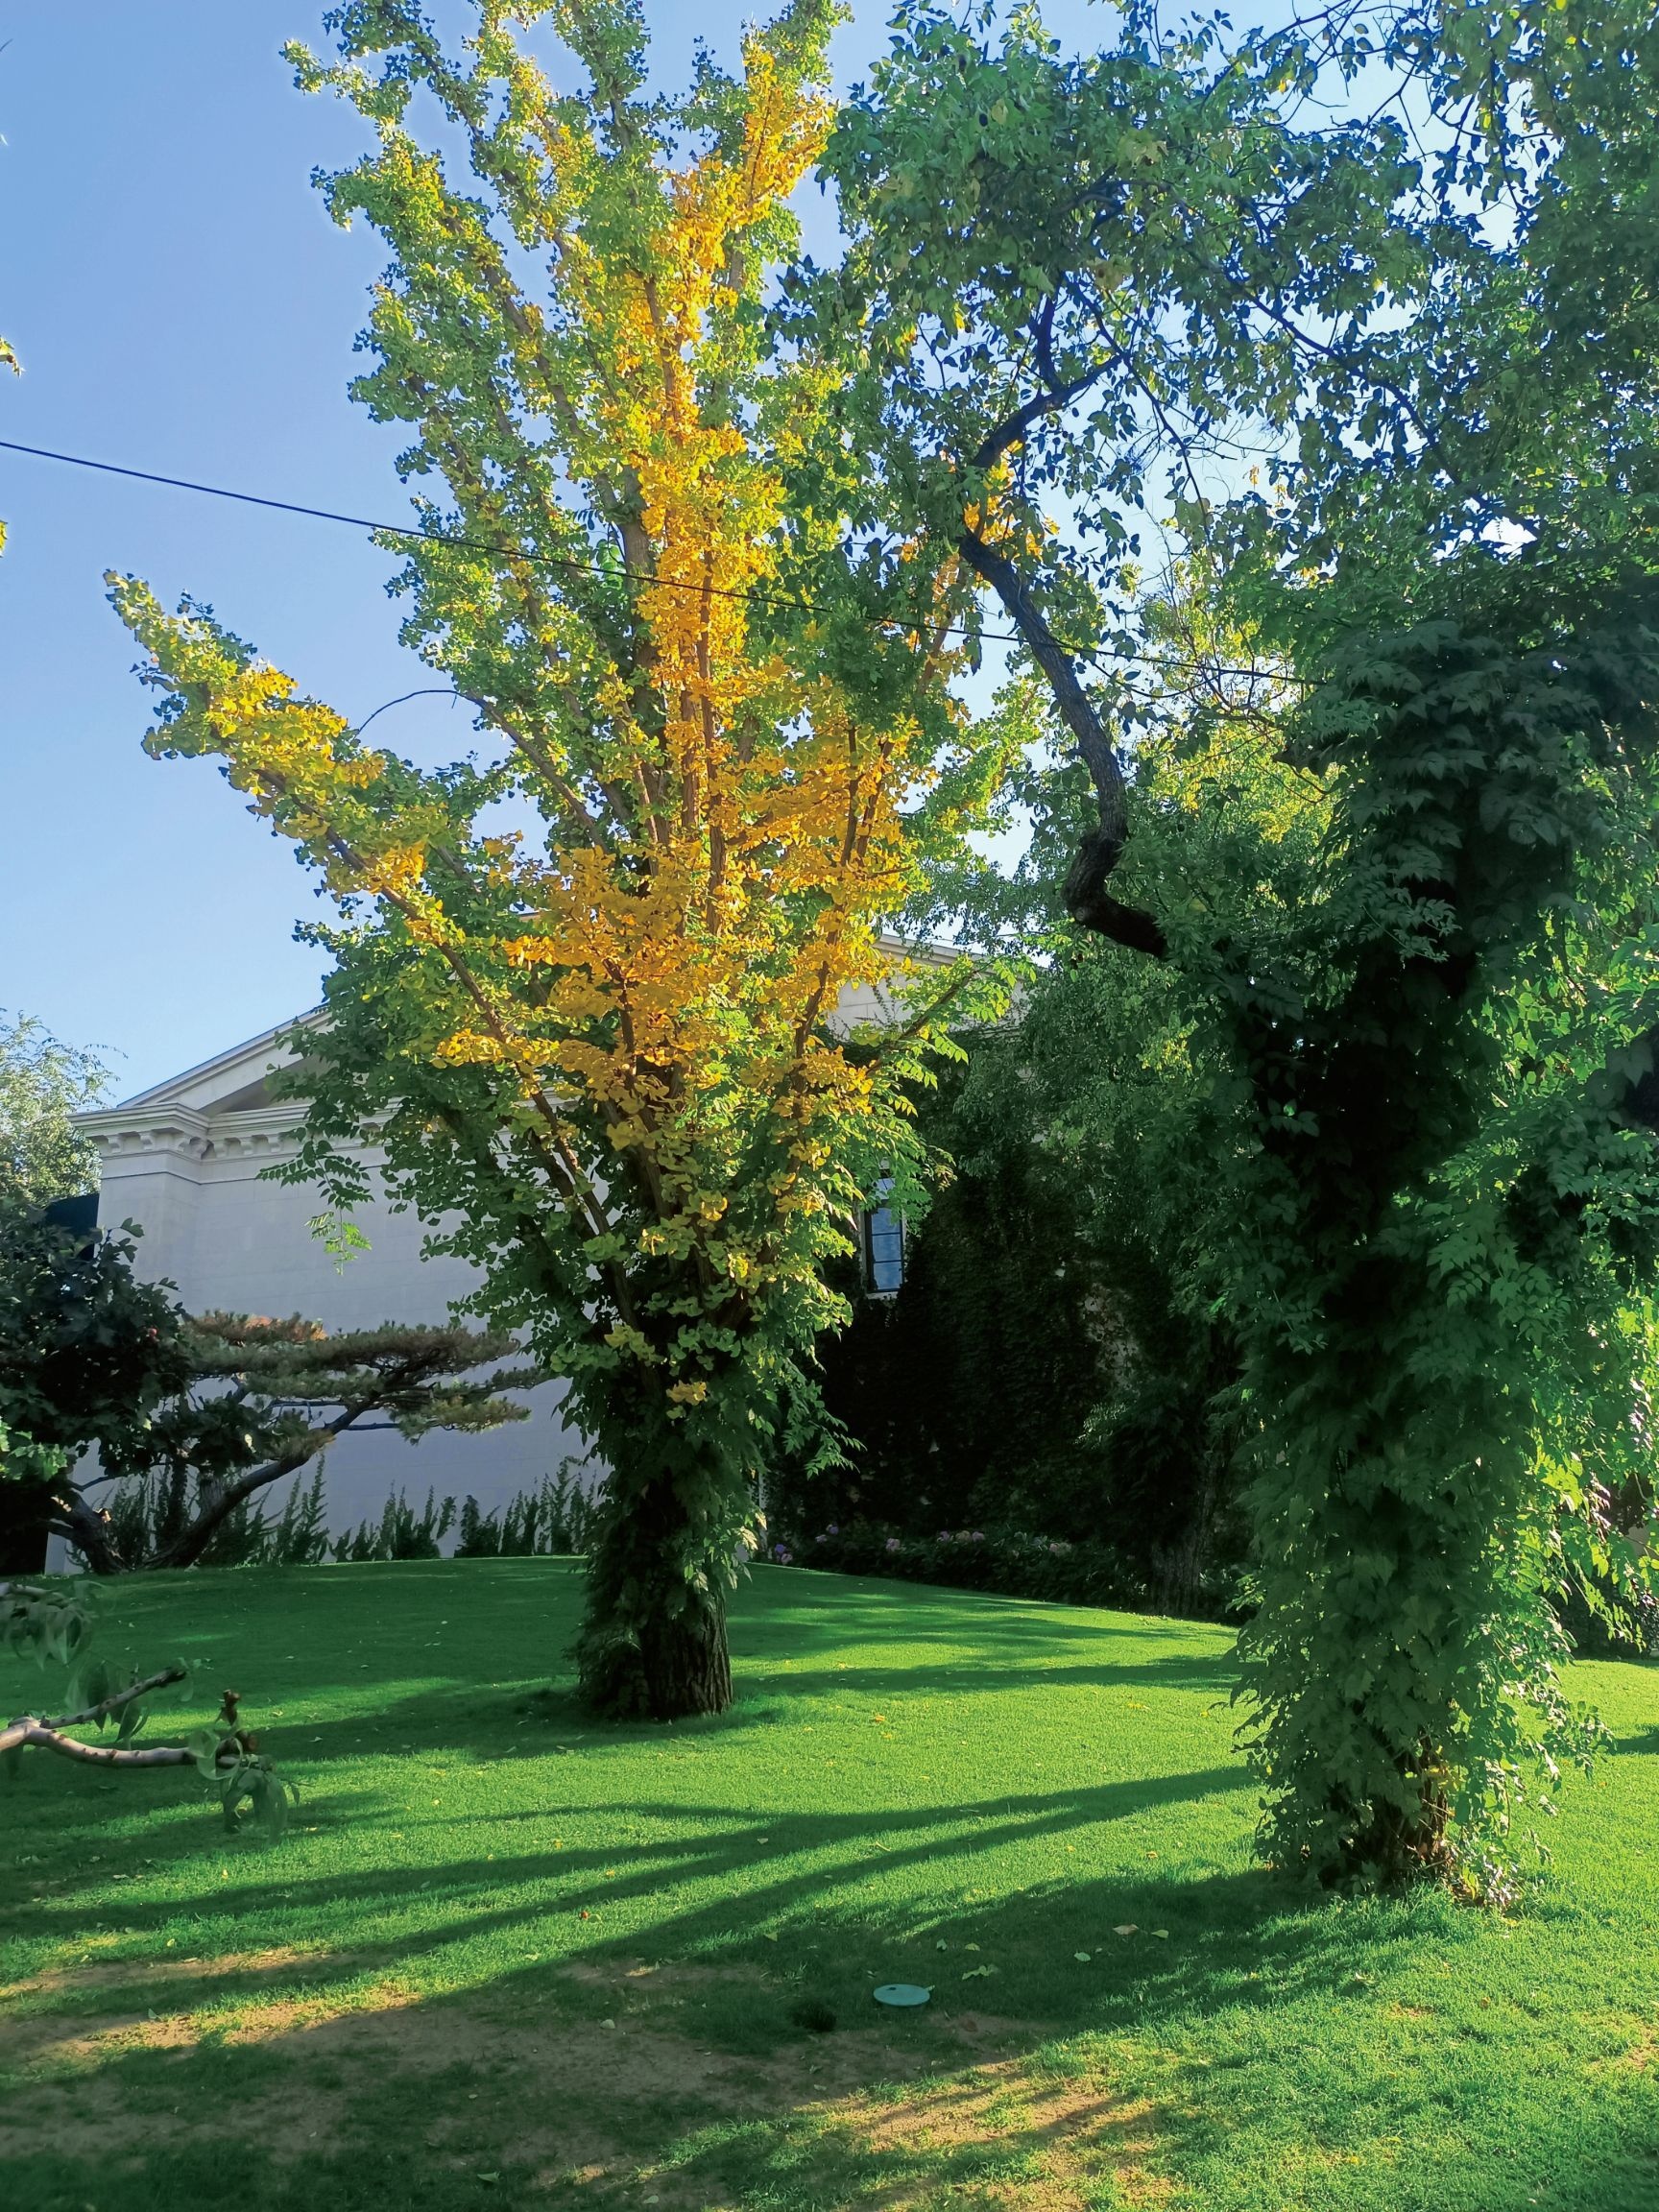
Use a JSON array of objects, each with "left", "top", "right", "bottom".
[
  {"left": 44, "top": 1665, "right": 187, "bottom": 1734},
  {"left": 955, "top": 521, "right": 1166, "bottom": 957},
  {"left": 0, "top": 1720, "right": 242, "bottom": 1770},
  {"left": 149, "top": 1406, "right": 367, "bottom": 1571}
]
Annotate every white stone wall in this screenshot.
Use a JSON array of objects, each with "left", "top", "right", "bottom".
[{"left": 82, "top": 1075, "right": 590, "bottom": 1545}]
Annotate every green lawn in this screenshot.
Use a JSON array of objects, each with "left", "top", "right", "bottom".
[{"left": 2, "top": 1560, "right": 1656, "bottom": 2211}]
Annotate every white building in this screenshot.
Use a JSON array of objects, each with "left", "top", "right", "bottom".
[{"left": 70, "top": 957, "right": 930, "bottom": 1539}]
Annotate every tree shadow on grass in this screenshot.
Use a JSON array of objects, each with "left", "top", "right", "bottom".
[
  {"left": 6, "top": 1570, "right": 1656, "bottom": 2211},
  {"left": 7, "top": 1827, "right": 1658, "bottom": 2212},
  {"left": 9, "top": 1775, "right": 1659, "bottom": 2212},
  {"left": 3, "top": 1761, "right": 1254, "bottom": 2015},
  {"left": 143, "top": 1633, "right": 1238, "bottom": 1786}
]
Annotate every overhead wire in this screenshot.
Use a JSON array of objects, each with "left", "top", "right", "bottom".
[{"left": 0, "top": 433, "right": 1308, "bottom": 694}]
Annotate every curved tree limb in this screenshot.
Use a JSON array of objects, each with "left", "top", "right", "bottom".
[
  {"left": 0, "top": 1721, "right": 238, "bottom": 1768},
  {"left": 956, "top": 520, "right": 1167, "bottom": 958}
]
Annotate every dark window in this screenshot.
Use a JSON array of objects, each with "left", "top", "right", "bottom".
[{"left": 862, "top": 1176, "right": 904, "bottom": 1295}]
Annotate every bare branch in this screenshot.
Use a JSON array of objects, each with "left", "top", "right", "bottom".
[
  {"left": 0, "top": 1721, "right": 242, "bottom": 1769},
  {"left": 44, "top": 1665, "right": 187, "bottom": 1734},
  {"left": 956, "top": 522, "right": 1166, "bottom": 958}
]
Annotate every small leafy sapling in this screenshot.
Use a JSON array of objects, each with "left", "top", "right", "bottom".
[{"left": 0, "top": 1582, "right": 296, "bottom": 1837}]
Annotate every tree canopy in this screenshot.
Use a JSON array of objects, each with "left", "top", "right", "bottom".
[
  {"left": 111, "top": 0, "right": 1010, "bottom": 1719},
  {"left": 92, "top": 0, "right": 1659, "bottom": 1887}
]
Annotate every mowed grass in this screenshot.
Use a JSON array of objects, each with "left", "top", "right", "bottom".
[{"left": 1, "top": 1561, "right": 1656, "bottom": 2212}]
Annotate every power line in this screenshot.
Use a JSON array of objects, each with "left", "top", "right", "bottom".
[{"left": 0, "top": 433, "right": 1304, "bottom": 693}]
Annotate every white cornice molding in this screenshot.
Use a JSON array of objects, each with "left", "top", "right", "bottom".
[
  {"left": 79, "top": 1104, "right": 213, "bottom": 1166},
  {"left": 83, "top": 1098, "right": 384, "bottom": 1178},
  {"left": 206, "top": 1103, "right": 310, "bottom": 1161}
]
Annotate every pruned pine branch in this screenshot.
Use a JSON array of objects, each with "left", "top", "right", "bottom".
[{"left": 51, "top": 1314, "right": 545, "bottom": 1574}]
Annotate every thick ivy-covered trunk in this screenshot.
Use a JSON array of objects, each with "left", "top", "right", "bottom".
[
  {"left": 575, "top": 1389, "right": 752, "bottom": 1721},
  {"left": 1217, "top": 619, "right": 1655, "bottom": 1887},
  {"left": 1239, "top": 1251, "right": 1530, "bottom": 1883}
]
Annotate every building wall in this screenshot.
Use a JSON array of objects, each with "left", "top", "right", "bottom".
[
  {"left": 84, "top": 1099, "right": 589, "bottom": 1543},
  {"left": 69, "top": 943, "right": 955, "bottom": 1552}
]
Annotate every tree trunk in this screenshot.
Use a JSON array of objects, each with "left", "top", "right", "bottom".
[
  {"left": 577, "top": 1499, "right": 734, "bottom": 1720},
  {"left": 1238, "top": 1325, "right": 1517, "bottom": 1889},
  {"left": 49, "top": 1486, "right": 124, "bottom": 1576},
  {"left": 637, "top": 1600, "right": 733, "bottom": 1720},
  {"left": 576, "top": 1404, "right": 744, "bottom": 1721}
]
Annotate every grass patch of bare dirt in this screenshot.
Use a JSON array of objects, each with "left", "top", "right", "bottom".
[{"left": 0, "top": 1954, "right": 1170, "bottom": 2208}]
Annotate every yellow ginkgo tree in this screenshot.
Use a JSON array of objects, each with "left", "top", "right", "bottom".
[{"left": 111, "top": 0, "right": 1006, "bottom": 1718}]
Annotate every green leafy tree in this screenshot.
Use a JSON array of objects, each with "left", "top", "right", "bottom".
[
  {"left": 0, "top": 1211, "right": 537, "bottom": 1575},
  {"left": 808, "top": 0, "right": 1659, "bottom": 1889},
  {"left": 0, "top": 1012, "right": 110, "bottom": 1219},
  {"left": 0, "top": 1214, "right": 185, "bottom": 1573},
  {"left": 1194, "top": 1, "right": 1659, "bottom": 1887}
]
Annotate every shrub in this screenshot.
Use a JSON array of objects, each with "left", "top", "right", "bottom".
[
  {"left": 783, "top": 1518, "right": 1239, "bottom": 1622},
  {"left": 106, "top": 1465, "right": 333, "bottom": 1570},
  {"left": 332, "top": 1488, "right": 456, "bottom": 1563},
  {"left": 454, "top": 1465, "right": 599, "bottom": 1557}
]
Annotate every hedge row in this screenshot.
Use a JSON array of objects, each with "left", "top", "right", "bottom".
[{"left": 771, "top": 1519, "right": 1238, "bottom": 1622}]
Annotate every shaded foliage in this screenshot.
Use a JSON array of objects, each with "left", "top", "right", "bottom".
[
  {"left": 455, "top": 1465, "right": 600, "bottom": 1558},
  {"left": 0, "top": 1214, "right": 186, "bottom": 1573},
  {"left": 782, "top": 1521, "right": 1175, "bottom": 1618},
  {"left": 774, "top": 1047, "right": 1239, "bottom": 1614},
  {"left": 0, "top": 1010, "right": 109, "bottom": 1221}
]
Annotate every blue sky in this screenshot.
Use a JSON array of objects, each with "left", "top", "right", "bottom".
[{"left": 0, "top": 1, "right": 1110, "bottom": 1099}]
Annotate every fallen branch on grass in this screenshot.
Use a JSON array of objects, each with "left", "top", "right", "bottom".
[
  {"left": 0, "top": 1660, "right": 189, "bottom": 1758},
  {"left": 1, "top": 1586, "right": 297, "bottom": 1834}
]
